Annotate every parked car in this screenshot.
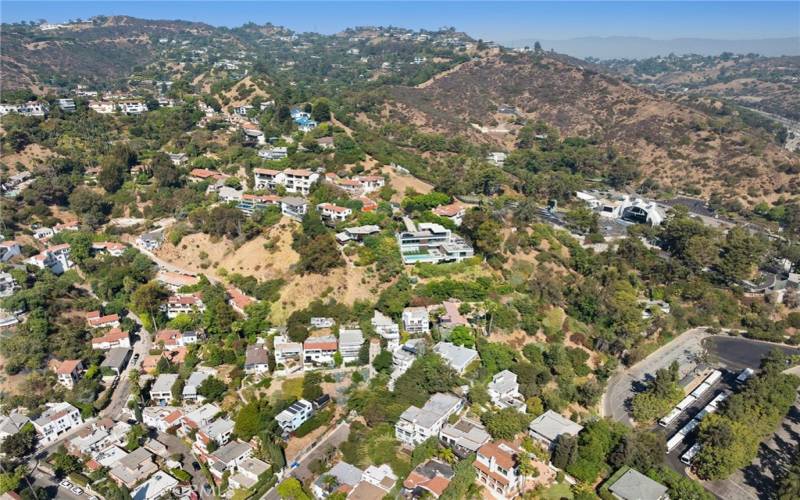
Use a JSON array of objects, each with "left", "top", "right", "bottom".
[
  {"left": 71, "top": 486, "right": 83, "bottom": 495},
  {"left": 60, "top": 480, "right": 72, "bottom": 488}
]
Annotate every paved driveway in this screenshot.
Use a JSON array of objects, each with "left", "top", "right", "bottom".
[{"left": 156, "top": 432, "right": 212, "bottom": 499}]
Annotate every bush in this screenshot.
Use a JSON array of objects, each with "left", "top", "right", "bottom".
[{"left": 294, "top": 409, "right": 334, "bottom": 438}]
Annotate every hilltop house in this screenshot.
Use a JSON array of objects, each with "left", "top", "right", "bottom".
[
  {"left": 164, "top": 293, "right": 205, "bottom": 318},
  {"left": 395, "top": 393, "right": 463, "bottom": 446},
  {"left": 92, "top": 328, "right": 131, "bottom": 350},
  {"left": 238, "top": 194, "right": 281, "bottom": 216},
  {"left": 27, "top": 244, "right": 73, "bottom": 274},
  {"left": 136, "top": 230, "right": 164, "bottom": 251},
  {"left": 371, "top": 310, "right": 400, "bottom": 350},
  {"left": 396, "top": 218, "right": 473, "bottom": 265},
  {"left": 50, "top": 359, "right": 83, "bottom": 389},
  {"left": 528, "top": 410, "right": 584, "bottom": 450},
  {"left": 280, "top": 197, "right": 309, "bottom": 221},
  {"left": 317, "top": 203, "right": 352, "bottom": 223},
  {"left": 257, "top": 147, "right": 288, "bottom": 160},
  {"left": 338, "top": 329, "right": 365, "bottom": 363},
  {"left": 402, "top": 307, "right": 430, "bottom": 334},
  {"left": 245, "top": 344, "right": 270, "bottom": 375},
  {"left": 276, "top": 399, "right": 314, "bottom": 434},
  {"left": 335, "top": 224, "right": 381, "bottom": 244},
  {"left": 304, "top": 336, "right": 338, "bottom": 367},
  {"left": 433, "top": 342, "right": 478, "bottom": 375},
  {"left": 488, "top": 370, "right": 526, "bottom": 412},
  {"left": 390, "top": 339, "right": 425, "bottom": 390},
  {"left": 156, "top": 271, "right": 200, "bottom": 291}
]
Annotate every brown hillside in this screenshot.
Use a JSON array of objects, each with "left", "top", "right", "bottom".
[{"left": 386, "top": 53, "right": 800, "bottom": 204}]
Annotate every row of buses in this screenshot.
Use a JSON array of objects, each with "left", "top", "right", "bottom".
[{"left": 658, "top": 370, "right": 722, "bottom": 428}]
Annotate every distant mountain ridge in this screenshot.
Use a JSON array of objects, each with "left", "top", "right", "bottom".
[{"left": 504, "top": 36, "right": 800, "bottom": 59}]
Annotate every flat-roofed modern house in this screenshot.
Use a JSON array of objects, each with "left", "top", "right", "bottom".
[
  {"left": 433, "top": 342, "right": 478, "bottom": 375},
  {"left": 32, "top": 402, "right": 83, "bottom": 445},
  {"left": 276, "top": 399, "right": 314, "bottom": 434},
  {"left": 402, "top": 306, "right": 429, "bottom": 334},
  {"left": 528, "top": 410, "right": 584, "bottom": 450},
  {"left": 395, "top": 393, "right": 463, "bottom": 446},
  {"left": 151, "top": 374, "right": 179, "bottom": 405},
  {"left": 439, "top": 415, "right": 491, "bottom": 457},
  {"left": 338, "top": 329, "right": 365, "bottom": 363},
  {"left": 396, "top": 219, "right": 473, "bottom": 265}
]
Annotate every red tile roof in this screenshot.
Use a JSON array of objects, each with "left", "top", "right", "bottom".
[
  {"left": 92, "top": 328, "right": 129, "bottom": 345},
  {"left": 253, "top": 168, "right": 280, "bottom": 176},
  {"left": 54, "top": 359, "right": 82, "bottom": 375}
]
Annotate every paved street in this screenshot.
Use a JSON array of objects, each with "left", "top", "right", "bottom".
[
  {"left": 101, "top": 311, "right": 152, "bottom": 419},
  {"left": 29, "top": 468, "right": 85, "bottom": 500},
  {"left": 261, "top": 422, "right": 351, "bottom": 500},
  {"left": 156, "top": 431, "right": 212, "bottom": 499},
  {"left": 601, "top": 327, "right": 713, "bottom": 425}
]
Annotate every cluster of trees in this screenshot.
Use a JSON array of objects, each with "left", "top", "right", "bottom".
[
  {"left": 631, "top": 361, "right": 683, "bottom": 423},
  {"left": 292, "top": 209, "right": 344, "bottom": 275}
]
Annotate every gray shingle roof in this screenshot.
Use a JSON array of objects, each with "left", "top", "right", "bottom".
[
  {"left": 608, "top": 468, "right": 669, "bottom": 500},
  {"left": 528, "top": 410, "right": 584, "bottom": 442}
]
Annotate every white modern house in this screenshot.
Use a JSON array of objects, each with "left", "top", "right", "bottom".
[
  {"left": 338, "top": 329, "right": 365, "bottom": 363},
  {"left": 402, "top": 307, "right": 430, "bottom": 334},
  {"left": 151, "top": 374, "right": 179, "bottom": 405},
  {"left": 395, "top": 393, "right": 463, "bottom": 446},
  {"left": 276, "top": 399, "right": 314, "bottom": 433},
  {"left": 396, "top": 219, "right": 474, "bottom": 265},
  {"left": 32, "top": 402, "right": 83, "bottom": 445},
  {"left": 280, "top": 197, "right": 309, "bottom": 221},
  {"left": 433, "top": 342, "right": 479, "bottom": 375},
  {"left": 182, "top": 371, "right": 212, "bottom": 403},
  {"left": 274, "top": 335, "right": 303, "bottom": 376},
  {"left": 317, "top": 203, "right": 352, "bottom": 222},
  {"left": 488, "top": 370, "right": 526, "bottom": 412},
  {"left": 27, "top": 244, "right": 73, "bottom": 274},
  {"left": 371, "top": 310, "right": 400, "bottom": 350}
]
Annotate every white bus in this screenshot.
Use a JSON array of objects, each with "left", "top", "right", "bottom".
[
  {"left": 681, "top": 443, "right": 701, "bottom": 465},
  {"left": 707, "top": 392, "right": 728, "bottom": 409},
  {"left": 705, "top": 370, "right": 722, "bottom": 386},
  {"left": 690, "top": 382, "right": 712, "bottom": 399},
  {"left": 676, "top": 394, "right": 697, "bottom": 411},
  {"left": 659, "top": 407, "right": 682, "bottom": 428},
  {"left": 666, "top": 432, "right": 686, "bottom": 453},
  {"left": 679, "top": 419, "right": 699, "bottom": 435}
]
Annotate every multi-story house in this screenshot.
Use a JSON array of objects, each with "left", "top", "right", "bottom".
[
  {"left": 316, "top": 203, "right": 352, "bottom": 223},
  {"left": 390, "top": 339, "right": 425, "bottom": 390},
  {"left": 150, "top": 374, "right": 179, "bottom": 405},
  {"left": 27, "top": 243, "right": 73, "bottom": 274},
  {"left": 182, "top": 371, "right": 212, "bottom": 403},
  {"left": 257, "top": 147, "right": 288, "bottom": 161},
  {"left": 304, "top": 336, "right": 338, "bottom": 367},
  {"left": 282, "top": 169, "right": 319, "bottom": 195},
  {"left": 280, "top": 197, "right": 309, "bottom": 221},
  {"left": 474, "top": 441, "right": 526, "bottom": 499},
  {"left": 276, "top": 399, "right": 314, "bottom": 434},
  {"left": 253, "top": 168, "right": 283, "bottom": 190},
  {"left": 228, "top": 457, "right": 270, "bottom": 490},
  {"left": 402, "top": 307, "right": 429, "bottom": 334},
  {"left": 0, "top": 272, "right": 19, "bottom": 298},
  {"left": 194, "top": 417, "right": 235, "bottom": 456},
  {"left": 109, "top": 447, "right": 159, "bottom": 489},
  {"left": 395, "top": 393, "right": 463, "bottom": 446},
  {"left": 180, "top": 404, "right": 221, "bottom": 436},
  {"left": 86, "top": 310, "right": 121, "bottom": 329},
  {"left": 91, "top": 328, "right": 131, "bottom": 350},
  {"left": 164, "top": 293, "right": 205, "bottom": 318},
  {"left": 488, "top": 370, "right": 526, "bottom": 412},
  {"left": 274, "top": 335, "right": 303, "bottom": 376},
  {"left": 32, "top": 402, "right": 83, "bottom": 445},
  {"left": 0, "top": 241, "right": 21, "bottom": 263},
  {"left": 142, "top": 407, "right": 183, "bottom": 433},
  {"left": 371, "top": 310, "right": 400, "bottom": 350},
  {"left": 338, "top": 329, "right": 364, "bottom": 363},
  {"left": 155, "top": 329, "right": 199, "bottom": 350},
  {"left": 396, "top": 219, "right": 474, "bottom": 265},
  {"left": 208, "top": 440, "right": 254, "bottom": 480},
  {"left": 238, "top": 194, "right": 281, "bottom": 216},
  {"left": 245, "top": 345, "right": 270, "bottom": 375},
  {"left": 50, "top": 359, "right": 83, "bottom": 389}
]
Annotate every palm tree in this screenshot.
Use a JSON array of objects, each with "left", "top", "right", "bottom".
[
  {"left": 438, "top": 447, "right": 456, "bottom": 464},
  {"left": 516, "top": 452, "right": 539, "bottom": 494}
]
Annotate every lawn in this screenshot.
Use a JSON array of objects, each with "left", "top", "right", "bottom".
[{"left": 540, "top": 481, "right": 573, "bottom": 499}]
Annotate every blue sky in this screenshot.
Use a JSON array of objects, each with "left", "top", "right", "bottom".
[{"left": 2, "top": 1, "right": 797, "bottom": 42}]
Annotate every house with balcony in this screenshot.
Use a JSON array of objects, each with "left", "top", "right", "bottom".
[
  {"left": 395, "top": 393, "right": 463, "bottom": 446},
  {"left": 440, "top": 415, "right": 492, "bottom": 458},
  {"left": 257, "top": 147, "right": 288, "bottom": 160},
  {"left": 274, "top": 335, "right": 303, "bottom": 376},
  {"left": 50, "top": 359, "right": 83, "bottom": 389},
  {"left": 27, "top": 243, "right": 73, "bottom": 274},
  {"left": 151, "top": 374, "right": 179, "bottom": 405},
  {"left": 371, "top": 310, "right": 400, "bottom": 350},
  {"left": 245, "top": 344, "right": 270, "bottom": 375},
  {"left": 338, "top": 329, "right": 364, "bottom": 363},
  {"left": 164, "top": 293, "right": 205, "bottom": 318},
  {"left": 280, "top": 197, "right": 309, "bottom": 221},
  {"left": 156, "top": 271, "right": 200, "bottom": 291},
  {"left": 396, "top": 218, "right": 473, "bottom": 265},
  {"left": 317, "top": 203, "right": 352, "bottom": 223},
  {"left": 304, "top": 336, "right": 338, "bottom": 367},
  {"left": 91, "top": 328, "right": 131, "bottom": 350},
  {"left": 253, "top": 168, "right": 284, "bottom": 190},
  {"left": 32, "top": 402, "right": 83, "bottom": 445},
  {"left": 402, "top": 306, "right": 429, "bottom": 334},
  {"left": 488, "top": 370, "right": 526, "bottom": 412},
  {"left": 180, "top": 404, "right": 221, "bottom": 437},
  {"left": 473, "top": 441, "right": 526, "bottom": 499},
  {"left": 276, "top": 399, "right": 314, "bottom": 434},
  {"left": 142, "top": 407, "right": 183, "bottom": 433},
  {"left": 238, "top": 194, "right": 281, "bottom": 216},
  {"left": 194, "top": 417, "right": 235, "bottom": 456},
  {"left": 283, "top": 169, "right": 319, "bottom": 195}
]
